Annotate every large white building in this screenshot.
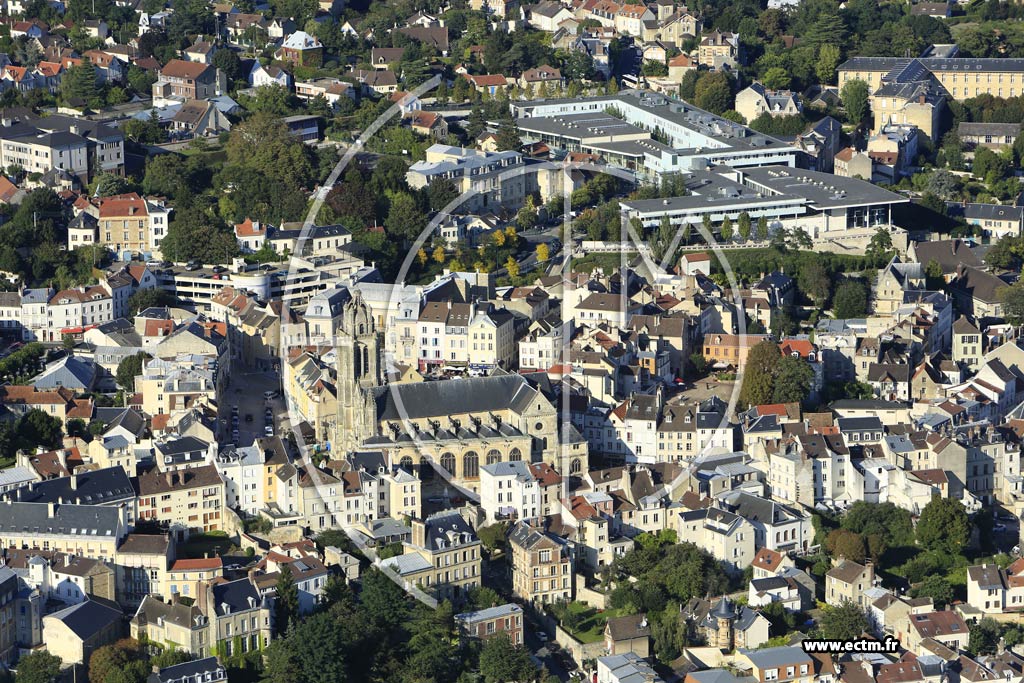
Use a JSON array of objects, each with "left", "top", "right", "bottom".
[
  {"left": 479, "top": 460, "right": 541, "bottom": 524},
  {"left": 512, "top": 90, "right": 799, "bottom": 178}
]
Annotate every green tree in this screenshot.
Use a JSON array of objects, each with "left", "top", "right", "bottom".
[
  {"left": 19, "top": 409, "right": 63, "bottom": 450},
  {"left": 89, "top": 638, "right": 148, "bottom": 683},
  {"left": 61, "top": 57, "right": 99, "bottom": 104},
  {"left": 825, "top": 529, "right": 868, "bottom": 563},
  {"left": 159, "top": 208, "right": 239, "bottom": 264},
  {"left": 116, "top": 352, "right": 149, "bottom": 393},
  {"left": 385, "top": 192, "right": 426, "bottom": 241},
  {"left": 465, "top": 102, "right": 486, "bottom": 139},
  {"left": 816, "top": 44, "right": 842, "bottom": 84},
  {"left": 1000, "top": 281, "right": 1024, "bottom": 324},
  {"left": 262, "top": 611, "right": 350, "bottom": 683},
  {"left": 797, "top": 259, "right": 830, "bottom": 307},
  {"left": 840, "top": 79, "right": 870, "bottom": 125},
  {"left": 866, "top": 227, "right": 894, "bottom": 262},
  {"left": 773, "top": 355, "right": 814, "bottom": 404},
  {"left": 127, "top": 288, "right": 176, "bottom": 316},
  {"left": 739, "top": 341, "right": 779, "bottom": 407},
  {"left": 762, "top": 67, "right": 791, "bottom": 91},
  {"left": 819, "top": 601, "right": 868, "bottom": 641},
  {"left": 912, "top": 575, "right": 954, "bottom": 609},
  {"left": 14, "top": 650, "right": 63, "bottom": 683},
  {"left": 274, "top": 564, "right": 300, "bottom": 635},
  {"left": 756, "top": 215, "right": 769, "bottom": 241},
  {"left": 719, "top": 215, "right": 733, "bottom": 241},
  {"left": 833, "top": 279, "right": 868, "bottom": 319},
  {"left": 225, "top": 113, "right": 315, "bottom": 190},
  {"left": 916, "top": 496, "right": 969, "bottom": 554},
  {"left": 968, "top": 617, "right": 1002, "bottom": 656},
  {"left": 477, "top": 522, "right": 509, "bottom": 552},
  {"left": 924, "top": 259, "right": 944, "bottom": 289},
  {"left": 479, "top": 635, "right": 538, "bottom": 683},
  {"left": 359, "top": 567, "right": 408, "bottom": 631},
  {"left": 737, "top": 211, "right": 751, "bottom": 241},
  {"left": 213, "top": 48, "right": 243, "bottom": 82},
  {"left": 694, "top": 72, "right": 733, "bottom": 114},
  {"left": 495, "top": 119, "right": 522, "bottom": 151}
]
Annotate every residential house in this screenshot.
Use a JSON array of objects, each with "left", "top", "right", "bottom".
[
  {"left": 455, "top": 603, "right": 524, "bottom": 644},
  {"left": 507, "top": 521, "right": 572, "bottom": 605},
  {"left": 735, "top": 84, "right": 801, "bottom": 123},
  {"left": 825, "top": 559, "right": 876, "bottom": 608}
]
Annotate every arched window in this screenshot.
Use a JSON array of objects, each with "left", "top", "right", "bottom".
[
  {"left": 418, "top": 456, "right": 433, "bottom": 481},
  {"left": 509, "top": 448, "right": 522, "bottom": 462},
  {"left": 570, "top": 458, "right": 582, "bottom": 474},
  {"left": 440, "top": 452, "right": 456, "bottom": 475},
  {"left": 463, "top": 451, "right": 479, "bottom": 479},
  {"left": 399, "top": 455, "right": 414, "bottom": 472},
  {"left": 486, "top": 449, "right": 502, "bottom": 465}
]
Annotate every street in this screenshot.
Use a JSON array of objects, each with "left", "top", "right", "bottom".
[{"left": 220, "top": 367, "right": 287, "bottom": 446}]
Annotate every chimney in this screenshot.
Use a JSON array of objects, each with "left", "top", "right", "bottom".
[
  {"left": 70, "top": 475, "right": 78, "bottom": 491},
  {"left": 165, "top": 471, "right": 174, "bottom": 487},
  {"left": 411, "top": 518, "right": 426, "bottom": 549},
  {"left": 47, "top": 501, "right": 56, "bottom": 517}
]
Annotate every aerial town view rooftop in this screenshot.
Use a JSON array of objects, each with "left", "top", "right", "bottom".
[{"left": 0, "top": 0, "right": 1023, "bottom": 680}]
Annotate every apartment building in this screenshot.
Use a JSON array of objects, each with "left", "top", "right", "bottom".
[
  {"left": 406, "top": 144, "right": 559, "bottom": 212},
  {"left": 202, "top": 577, "right": 273, "bottom": 657},
  {"left": 96, "top": 193, "right": 172, "bottom": 258},
  {"left": 381, "top": 511, "right": 482, "bottom": 603},
  {"left": 0, "top": 115, "right": 124, "bottom": 181},
  {"left": 480, "top": 461, "right": 541, "bottom": 525},
  {"left": 137, "top": 465, "right": 226, "bottom": 536},
  {"left": 0, "top": 502, "right": 129, "bottom": 561},
  {"left": 508, "top": 521, "right": 572, "bottom": 605}
]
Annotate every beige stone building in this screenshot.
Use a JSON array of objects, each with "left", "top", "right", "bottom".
[
  {"left": 735, "top": 83, "right": 800, "bottom": 123},
  {"left": 698, "top": 31, "right": 739, "bottom": 69},
  {"left": 137, "top": 465, "right": 226, "bottom": 536},
  {"left": 508, "top": 521, "right": 573, "bottom": 605},
  {"left": 42, "top": 600, "right": 123, "bottom": 667},
  {"left": 200, "top": 577, "right": 273, "bottom": 657},
  {"left": 113, "top": 533, "right": 172, "bottom": 610},
  {"left": 0, "top": 502, "right": 127, "bottom": 562},
  {"left": 381, "top": 511, "right": 482, "bottom": 603},
  {"left": 131, "top": 595, "right": 211, "bottom": 656},
  {"left": 825, "top": 559, "right": 875, "bottom": 608}
]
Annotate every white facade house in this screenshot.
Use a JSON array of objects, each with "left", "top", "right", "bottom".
[{"left": 479, "top": 461, "right": 541, "bottom": 525}]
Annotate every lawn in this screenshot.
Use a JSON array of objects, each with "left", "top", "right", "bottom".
[
  {"left": 179, "top": 531, "right": 234, "bottom": 559},
  {"left": 557, "top": 602, "right": 625, "bottom": 644}
]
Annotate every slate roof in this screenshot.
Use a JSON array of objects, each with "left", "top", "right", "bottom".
[
  {"left": 46, "top": 599, "right": 122, "bottom": 640},
  {"left": 2, "top": 466, "right": 134, "bottom": 506},
  {"left": 148, "top": 656, "right": 223, "bottom": 683},
  {"left": 373, "top": 374, "right": 537, "bottom": 421},
  {"left": 211, "top": 578, "right": 264, "bottom": 614}
]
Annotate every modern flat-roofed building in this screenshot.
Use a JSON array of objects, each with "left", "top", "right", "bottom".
[{"left": 511, "top": 90, "right": 798, "bottom": 178}]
